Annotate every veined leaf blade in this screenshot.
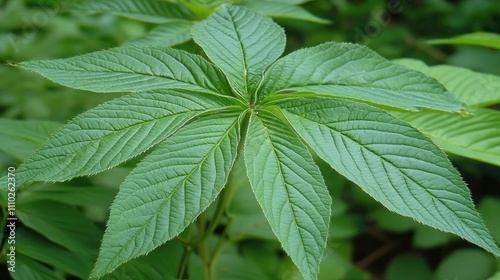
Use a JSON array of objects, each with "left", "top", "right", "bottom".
[
  {"left": 13, "top": 90, "right": 232, "bottom": 188},
  {"left": 277, "top": 98, "right": 500, "bottom": 256},
  {"left": 244, "top": 111, "right": 331, "bottom": 280},
  {"left": 395, "top": 58, "right": 500, "bottom": 107},
  {"left": 20, "top": 46, "right": 232, "bottom": 95},
  {"left": 260, "top": 42, "right": 462, "bottom": 112},
  {"left": 192, "top": 4, "right": 286, "bottom": 98},
  {"left": 393, "top": 107, "right": 500, "bottom": 167},
  {"left": 74, "top": 0, "right": 195, "bottom": 23},
  {"left": 91, "top": 111, "right": 240, "bottom": 277}
]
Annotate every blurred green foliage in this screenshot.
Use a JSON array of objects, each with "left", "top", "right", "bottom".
[{"left": 1, "top": 0, "right": 500, "bottom": 279}]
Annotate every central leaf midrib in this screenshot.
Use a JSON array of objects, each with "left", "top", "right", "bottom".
[
  {"left": 228, "top": 10, "right": 250, "bottom": 95},
  {"left": 50, "top": 67, "right": 223, "bottom": 95},
  {"left": 105, "top": 116, "right": 239, "bottom": 272}
]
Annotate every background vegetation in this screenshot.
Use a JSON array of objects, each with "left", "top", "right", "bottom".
[{"left": 1, "top": 0, "right": 500, "bottom": 279}]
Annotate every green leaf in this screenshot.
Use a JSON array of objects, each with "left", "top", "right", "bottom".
[
  {"left": 260, "top": 42, "right": 462, "bottom": 112},
  {"left": 428, "top": 32, "right": 500, "bottom": 50},
  {"left": 18, "top": 184, "right": 117, "bottom": 207},
  {"left": 244, "top": 110, "right": 331, "bottom": 280},
  {"left": 192, "top": 4, "right": 285, "bottom": 98},
  {"left": 386, "top": 255, "right": 433, "bottom": 280},
  {"left": 11, "top": 254, "right": 64, "bottom": 280},
  {"left": 0, "top": 119, "right": 61, "bottom": 161},
  {"left": 74, "top": 0, "right": 195, "bottom": 23},
  {"left": 17, "top": 201, "right": 102, "bottom": 257},
  {"left": 13, "top": 90, "right": 231, "bottom": 188},
  {"left": 369, "top": 208, "right": 417, "bottom": 233},
  {"left": 177, "top": 0, "right": 228, "bottom": 10},
  {"left": 276, "top": 97, "right": 500, "bottom": 256},
  {"left": 434, "top": 249, "right": 497, "bottom": 280},
  {"left": 125, "top": 20, "right": 194, "bottom": 47},
  {"left": 413, "top": 224, "right": 454, "bottom": 249},
  {"left": 20, "top": 46, "right": 232, "bottom": 95},
  {"left": 393, "top": 107, "right": 500, "bottom": 167},
  {"left": 226, "top": 155, "right": 276, "bottom": 241},
  {"left": 16, "top": 227, "right": 94, "bottom": 279},
  {"left": 240, "top": 0, "right": 330, "bottom": 24},
  {"left": 479, "top": 197, "right": 500, "bottom": 245},
  {"left": 212, "top": 245, "right": 271, "bottom": 280},
  {"left": 395, "top": 58, "right": 500, "bottom": 106},
  {"left": 91, "top": 111, "right": 240, "bottom": 278},
  {"left": 266, "top": 0, "right": 308, "bottom": 4},
  {"left": 102, "top": 241, "right": 183, "bottom": 280}
]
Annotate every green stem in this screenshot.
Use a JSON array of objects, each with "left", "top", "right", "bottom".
[
  {"left": 177, "top": 244, "right": 192, "bottom": 279},
  {"left": 190, "top": 186, "right": 230, "bottom": 245},
  {"left": 197, "top": 212, "right": 207, "bottom": 240},
  {"left": 198, "top": 238, "right": 211, "bottom": 280},
  {"left": 176, "top": 222, "right": 194, "bottom": 246},
  {"left": 211, "top": 216, "right": 233, "bottom": 262}
]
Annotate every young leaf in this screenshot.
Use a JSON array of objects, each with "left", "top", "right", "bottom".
[
  {"left": 244, "top": 111, "right": 331, "bottom": 280},
  {"left": 276, "top": 98, "right": 500, "bottom": 256},
  {"left": 393, "top": 107, "right": 500, "bottom": 167},
  {"left": 192, "top": 4, "right": 286, "bottom": 98},
  {"left": 20, "top": 46, "right": 232, "bottom": 95},
  {"left": 13, "top": 90, "right": 232, "bottom": 188},
  {"left": 125, "top": 20, "right": 194, "bottom": 47},
  {"left": 91, "top": 111, "right": 240, "bottom": 278},
  {"left": 260, "top": 42, "right": 462, "bottom": 112},
  {"left": 74, "top": 0, "right": 195, "bottom": 24},
  {"left": 395, "top": 58, "right": 500, "bottom": 107}
]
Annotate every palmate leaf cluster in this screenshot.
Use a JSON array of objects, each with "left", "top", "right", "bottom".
[{"left": 6, "top": 4, "right": 500, "bottom": 280}]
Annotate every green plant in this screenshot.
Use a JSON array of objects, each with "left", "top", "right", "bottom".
[
  {"left": 73, "top": 0, "right": 329, "bottom": 47},
  {"left": 5, "top": 4, "right": 500, "bottom": 280}
]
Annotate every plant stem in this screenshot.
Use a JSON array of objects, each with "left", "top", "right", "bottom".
[
  {"left": 177, "top": 244, "right": 192, "bottom": 279},
  {"left": 199, "top": 238, "right": 211, "bottom": 280},
  {"left": 211, "top": 216, "right": 233, "bottom": 262},
  {"left": 190, "top": 186, "right": 230, "bottom": 245}
]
